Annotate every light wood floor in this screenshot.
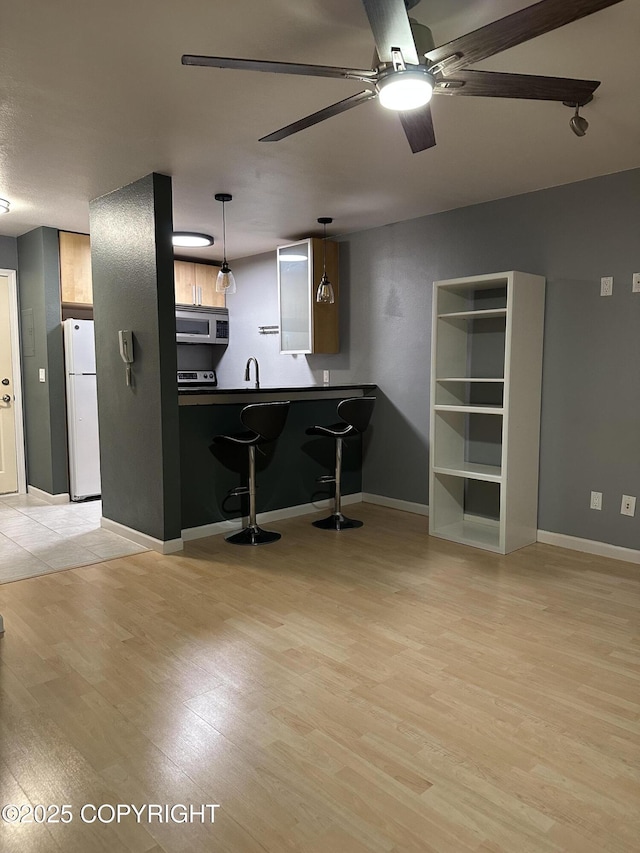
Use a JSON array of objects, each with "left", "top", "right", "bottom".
[{"left": 1, "top": 504, "right": 638, "bottom": 853}]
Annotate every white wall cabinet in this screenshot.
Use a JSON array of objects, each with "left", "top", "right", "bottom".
[
  {"left": 277, "top": 238, "right": 339, "bottom": 354},
  {"left": 429, "top": 271, "right": 545, "bottom": 554}
]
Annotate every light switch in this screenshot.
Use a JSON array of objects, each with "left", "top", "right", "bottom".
[{"left": 38, "top": 368, "right": 46, "bottom": 383}]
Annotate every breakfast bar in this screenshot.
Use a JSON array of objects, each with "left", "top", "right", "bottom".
[{"left": 178, "top": 384, "right": 376, "bottom": 535}]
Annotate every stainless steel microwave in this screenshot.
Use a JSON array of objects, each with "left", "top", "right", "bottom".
[{"left": 175, "top": 306, "right": 229, "bottom": 345}]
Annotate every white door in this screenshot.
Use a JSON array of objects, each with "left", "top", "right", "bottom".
[{"left": 0, "top": 274, "right": 18, "bottom": 494}]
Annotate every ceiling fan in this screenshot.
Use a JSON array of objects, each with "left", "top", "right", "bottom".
[{"left": 182, "top": 0, "right": 624, "bottom": 153}]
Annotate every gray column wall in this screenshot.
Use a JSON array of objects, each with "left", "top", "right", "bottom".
[
  {"left": 337, "top": 167, "right": 640, "bottom": 550},
  {"left": 16, "top": 227, "right": 69, "bottom": 495},
  {"left": 89, "top": 173, "right": 180, "bottom": 542},
  {"left": 0, "top": 235, "right": 18, "bottom": 270}
]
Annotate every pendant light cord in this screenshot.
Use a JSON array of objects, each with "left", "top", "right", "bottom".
[
  {"left": 222, "top": 201, "right": 227, "bottom": 265},
  {"left": 322, "top": 221, "right": 327, "bottom": 274}
]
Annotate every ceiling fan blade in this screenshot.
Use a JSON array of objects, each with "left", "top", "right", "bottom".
[
  {"left": 360, "top": 0, "right": 419, "bottom": 64},
  {"left": 434, "top": 70, "right": 600, "bottom": 104},
  {"left": 398, "top": 103, "right": 436, "bottom": 153},
  {"left": 182, "top": 54, "right": 376, "bottom": 82},
  {"left": 259, "top": 90, "right": 377, "bottom": 142},
  {"left": 425, "top": 0, "right": 625, "bottom": 75}
]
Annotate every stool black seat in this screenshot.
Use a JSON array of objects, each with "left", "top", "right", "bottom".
[
  {"left": 212, "top": 401, "right": 290, "bottom": 545},
  {"left": 306, "top": 396, "right": 375, "bottom": 530}
]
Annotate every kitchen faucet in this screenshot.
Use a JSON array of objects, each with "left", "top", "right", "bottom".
[{"left": 245, "top": 357, "right": 260, "bottom": 389}]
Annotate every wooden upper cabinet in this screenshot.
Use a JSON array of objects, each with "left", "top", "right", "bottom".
[
  {"left": 59, "top": 232, "right": 224, "bottom": 309},
  {"left": 174, "top": 260, "right": 225, "bottom": 307},
  {"left": 174, "top": 260, "right": 197, "bottom": 305},
  {"left": 59, "top": 231, "right": 92, "bottom": 305}
]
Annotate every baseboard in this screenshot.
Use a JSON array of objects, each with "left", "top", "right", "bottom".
[
  {"left": 182, "top": 493, "right": 363, "bottom": 541},
  {"left": 362, "top": 493, "right": 429, "bottom": 516},
  {"left": 100, "top": 517, "right": 183, "bottom": 554},
  {"left": 27, "top": 485, "right": 70, "bottom": 505},
  {"left": 537, "top": 529, "right": 640, "bottom": 565}
]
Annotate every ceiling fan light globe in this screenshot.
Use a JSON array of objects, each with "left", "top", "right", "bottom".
[{"left": 377, "top": 72, "right": 434, "bottom": 111}]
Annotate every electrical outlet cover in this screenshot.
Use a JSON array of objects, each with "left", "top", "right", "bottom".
[
  {"left": 620, "top": 495, "right": 636, "bottom": 517},
  {"left": 632, "top": 273, "right": 640, "bottom": 293},
  {"left": 590, "top": 491, "right": 603, "bottom": 510},
  {"left": 600, "top": 276, "right": 613, "bottom": 296}
]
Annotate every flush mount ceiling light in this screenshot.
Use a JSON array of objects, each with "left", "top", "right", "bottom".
[
  {"left": 215, "top": 193, "right": 236, "bottom": 295},
  {"left": 316, "top": 217, "right": 335, "bottom": 305},
  {"left": 172, "top": 232, "right": 214, "bottom": 248},
  {"left": 0, "top": 198, "right": 10, "bottom": 215}
]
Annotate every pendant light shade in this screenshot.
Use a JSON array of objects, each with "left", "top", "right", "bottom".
[
  {"left": 215, "top": 193, "right": 236, "bottom": 294},
  {"left": 316, "top": 217, "right": 334, "bottom": 304}
]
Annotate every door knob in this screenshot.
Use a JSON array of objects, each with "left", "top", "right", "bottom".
[
  {"left": 1, "top": 378, "right": 9, "bottom": 385},
  {"left": 2, "top": 395, "right": 11, "bottom": 403}
]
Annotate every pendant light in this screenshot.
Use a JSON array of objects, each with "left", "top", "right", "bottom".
[
  {"left": 215, "top": 193, "right": 236, "bottom": 294},
  {"left": 316, "top": 217, "right": 334, "bottom": 304}
]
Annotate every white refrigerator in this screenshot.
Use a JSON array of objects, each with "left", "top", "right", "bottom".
[{"left": 63, "top": 319, "right": 101, "bottom": 500}]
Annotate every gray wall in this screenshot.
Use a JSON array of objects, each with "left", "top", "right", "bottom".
[
  {"left": 0, "top": 235, "right": 18, "bottom": 270},
  {"left": 339, "top": 167, "right": 640, "bottom": 550},
  {"left": 231, "top": 168, "right": 639, "bottom": 551},
  {"left": 90, "top": 173, "right": 181, "bottom": 542},
  {"left": 16, "top": 227, "right": 69, "bottom": 495}
]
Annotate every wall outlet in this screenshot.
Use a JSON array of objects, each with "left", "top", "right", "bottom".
[
  {"left": 632, "top": 273, "right": 640, "bottom": 293},
  {"left": 590, "top": 490, "right": 603, "bottom": 510},
  {"left": 323, "top": 370, "right": 330, "bottom": 385},
  {"left": 600, "top": 276, "right": 613, "bottom": 296},
  {"left": 620, "top": 495, "right": 636, "bottom": 517},
  {"left": 38, "top": 368, "right": 46, "bottom": 383}
]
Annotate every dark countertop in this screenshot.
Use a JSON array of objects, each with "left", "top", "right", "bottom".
[
  {"left": 178, "top": 383, "right": 377, "bottom": 405},
  {"left": 178, "top": 383, "right": 376, "bottom": 395}
]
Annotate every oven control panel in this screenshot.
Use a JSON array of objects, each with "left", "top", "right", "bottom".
[{"left": 177, "top": 370, "right": 218, "bottom": 386}]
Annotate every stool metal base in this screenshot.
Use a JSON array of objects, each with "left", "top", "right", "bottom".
[
  {"left": 312, "top": 513, "right": 363, "bottom": 531},
  {"left": 225, "top": 525, "right": 282, "bottom": 546}
]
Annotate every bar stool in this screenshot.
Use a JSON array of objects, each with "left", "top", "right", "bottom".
[
  {"left": 211, "top": 401, "right": 290, "bottom": 545},
  {"left": 306, "top": 396, "right": 376, "bottom": 530}
]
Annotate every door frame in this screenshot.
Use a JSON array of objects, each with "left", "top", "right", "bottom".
[{"left": 1, "top": 268, "right": 26, "bottom": 494}]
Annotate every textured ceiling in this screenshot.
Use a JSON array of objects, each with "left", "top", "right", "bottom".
[{"left": 1, "top": 0, "right": 638, "bottom": 261}]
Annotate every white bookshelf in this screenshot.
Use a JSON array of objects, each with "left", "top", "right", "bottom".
[{"left": 429, "top": 271, "right": 545, "bottom": 554}]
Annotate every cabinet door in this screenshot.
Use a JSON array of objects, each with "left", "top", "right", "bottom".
[
  {"left": 59, "top": 231, "right": 92, "bottom": 305},
  {"left": 279, "top": 240, "right": 312, "bottom": 353},
  {"left": 174, "top": 261, "right": 196, "bottom": 305},
  {"left": 195, "top": 263, "right": 225, "bottom": 307}
]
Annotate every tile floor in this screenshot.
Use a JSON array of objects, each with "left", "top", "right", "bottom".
[{"left": 0, "top": 493, "right": 147, "bottom": 584}]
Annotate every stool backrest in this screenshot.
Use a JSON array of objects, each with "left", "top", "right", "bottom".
[
  {"left": 241, "top": 401, "right": 290, "bottom": 442},
  {"left": 337, "top": 396, "right": 376, "bottom": 434}
]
